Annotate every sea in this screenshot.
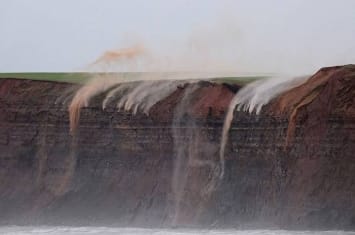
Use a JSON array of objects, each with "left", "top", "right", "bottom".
[{"left": 0, "top": 227, "right": 354, "bottom": 235}]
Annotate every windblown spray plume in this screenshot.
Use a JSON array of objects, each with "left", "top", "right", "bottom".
[
  {"left": 68, "top": 36, "right": 312, "bottom": 226},
  {"left": 68, "top": 41, "right": 240, "bottom": 225},
  {"left": 91, "top": 44, "right": 145, "bottom": 67},
  {"left": 219, "top": 75, "right": 310, "bottom": 173},
  {"left": 69, "top": 45, "right": 184, "bottom": 133},
  {"left": 68, "top": 37, "right": 243, "bottom": 134}
]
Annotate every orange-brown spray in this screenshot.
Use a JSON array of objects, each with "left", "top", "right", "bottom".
[
  {"left": 91, "top": 44, "right": 145, "bottom": 65},
  {"left": 69, "top": 45, "right": 146, "bottom": 134},
  {"left": 68, "top": 75, "right": 122, "bottom": 134}
]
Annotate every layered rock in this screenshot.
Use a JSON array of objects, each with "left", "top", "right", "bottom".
[{"left": 0, "top": 65, "right": 354, "bottom": 230}]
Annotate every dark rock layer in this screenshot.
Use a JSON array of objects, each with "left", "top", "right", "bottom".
[{"left": 0, "top": 65, "right": 354, "bottom": 230}]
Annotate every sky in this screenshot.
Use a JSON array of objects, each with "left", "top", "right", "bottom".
[{"left": 0, "top": 0, "right": 354, "bottom": 74}]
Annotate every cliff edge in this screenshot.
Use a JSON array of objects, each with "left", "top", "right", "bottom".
[{"left": 0, "top": 65, "right": 354, "bottom": 229}]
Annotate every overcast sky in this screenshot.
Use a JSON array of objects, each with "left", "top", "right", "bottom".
[{"left": 1, "top": 0, "right": 354, "bottom": 74}]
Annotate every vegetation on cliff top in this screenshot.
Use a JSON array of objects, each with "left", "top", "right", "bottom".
[{"left": 0, "top": 72, "right": 265, "bottom": 85}]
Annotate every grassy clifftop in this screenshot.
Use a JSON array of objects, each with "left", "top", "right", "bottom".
[
  {"left": 0, "top": 72, "right": 266, "bottom": 85},
  {"left": 0, "top": 72, "right": 89, "bottom": 83}
]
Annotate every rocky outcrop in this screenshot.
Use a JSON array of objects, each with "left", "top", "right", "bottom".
[
  {"left": 262, "top": 65, "right": 355, "bottom": 229},
  {"left": 0, "top": 65, "right": 354, "bottom": 230}
]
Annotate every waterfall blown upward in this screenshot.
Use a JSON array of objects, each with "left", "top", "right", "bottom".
[
  {"left": 68, "top": 62, "right": 311, "bottom": 226},
  {"left": 68, "top": 75, "right": 192, "bottom": 133},
  {"left": 170, "top": 82, "right": 224, "bottom": 225},
  {"left": 171, "top": 83, "right": 200, "bottom": 225},
  {"left": 219, "top": 75, "right": 309, "bottom": 176},
  {"left": 68, "top": 78, "right": 226, "bottom": 225}
]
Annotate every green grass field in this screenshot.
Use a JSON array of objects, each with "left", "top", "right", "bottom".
[
  {"left": 0, "top": 72, "right": 90, "bottom": 84},
  {"left": 0, "top": 72, "right": 266, "bottom": 85},
  {"left": 211, "top": 76, "right": 264, "bottom": 85}
]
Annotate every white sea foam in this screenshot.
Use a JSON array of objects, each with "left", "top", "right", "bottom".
[{"left": 1, "top": 226, "right": 354, "bottom": 235}]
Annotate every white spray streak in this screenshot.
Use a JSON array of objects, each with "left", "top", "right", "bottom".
[
  {"left": 140, "top": 80, "right": 184, "bottom": 115},
  {"left": 170, "top": 82, "right": 223, "bottom": 225},
  {"left": 102, "top": 82, "right": 138, "bottom": 110},
  {"left": 235, "top": 76, "right": 309, "bottom": 114},
  {"left": 171, "top": 84, "right": 199, "bottom": 225},
  {"left": 219, "top": 75, "right": 309, "bottom": 179},
  {"left": 103, "top": 79, "right": 188, "bottom": 115},
  {"left": 120, "top": 82, "right": 151, "bottom": 112},
  {"left": 122, "top": 80, "right": 184, "bottom": 115},
  {"left": 70, "top": 72, "right": 197, "bottom": 132}
]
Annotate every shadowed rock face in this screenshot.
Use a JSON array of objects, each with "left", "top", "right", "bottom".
[{"left": 0, "top": 65, "right": 354, "bottom": 230}]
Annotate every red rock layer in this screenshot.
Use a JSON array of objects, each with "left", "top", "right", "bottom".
[
  {"left": 149, "top": 81, "right": 240, "bottom": 122},
  {"left": 265, "top": 64, "right": 355, "bottom": 147}
]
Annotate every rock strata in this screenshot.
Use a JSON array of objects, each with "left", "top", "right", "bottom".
[{"left": 0, "top": 65, "right": 354, "bottom": 230}]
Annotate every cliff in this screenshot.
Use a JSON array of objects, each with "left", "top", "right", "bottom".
[{"left": 0, "top": 65, "right": 354, "bottom": 230}]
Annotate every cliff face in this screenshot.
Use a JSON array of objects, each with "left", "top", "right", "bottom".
[
  {"left": 262, "top": 65, "right": 355, "bottom": 228},
  {"left": 0, "top": 65, "right": 354, "bottom": 230}
]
